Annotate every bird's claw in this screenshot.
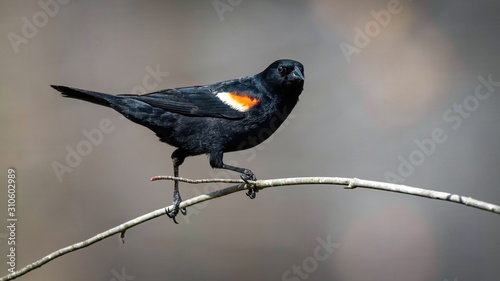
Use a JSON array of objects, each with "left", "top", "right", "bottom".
[
  {"left": 166, "top": 206, "right": 187, "bottom": 224},
  {"left": 165, "top": 207, "right": 179, "bottom": 224},
  {"left": 166, "top": 205, "right": 181, "bottom": 224},
  {"left": 241, "top": 171, "right": 258, "bottom": 199},
  {"left": 246, "top": 188, "right": 258, "bottom": 199},
  {"left": 240, "top": 170, "right": 256, "bottom": 182},
  {"left": 165, "top": 191, "right": 186, "bottom": 224}
]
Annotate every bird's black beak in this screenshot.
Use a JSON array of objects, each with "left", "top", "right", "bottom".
[{"left": 291, "top": 65, "right": 305, "bottom": 81}]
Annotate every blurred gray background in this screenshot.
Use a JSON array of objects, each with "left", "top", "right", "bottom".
[{"left": 1, "top": 0, "right": 499, "bottom": 280}]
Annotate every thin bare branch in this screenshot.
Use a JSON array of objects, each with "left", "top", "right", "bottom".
[
  {"left": 2, "top": 176, "right": 499, "bottom": 281},
  {"left": 150, "top": 175, "right": 243, "bottom": 184}
]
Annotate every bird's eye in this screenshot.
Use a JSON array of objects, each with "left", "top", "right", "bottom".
[{"left": 277, "top": 66, "right": 285, "bottom": 74}]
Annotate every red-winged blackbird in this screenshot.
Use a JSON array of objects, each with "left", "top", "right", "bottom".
[{"left": 52, "top": 59, "right": 304, "bottom": 222}]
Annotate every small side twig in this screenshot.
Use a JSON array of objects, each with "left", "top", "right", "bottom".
[{"left": 150, "top": 175, "right": 244, "bottom": 184}]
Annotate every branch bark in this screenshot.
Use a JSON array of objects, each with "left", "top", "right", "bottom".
[{"left": 2, "top": 176, "right": 499, "bottom": 281}]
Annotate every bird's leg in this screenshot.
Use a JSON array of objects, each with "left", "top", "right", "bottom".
[
  {"left": 166, "top": 150, "right": 187, "bottom": 223},
  {"left": 209, "top": 152, "right": 259, "bottom": 199}
]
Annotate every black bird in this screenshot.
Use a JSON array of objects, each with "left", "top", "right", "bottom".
[{"left": 52, "top": 59, "right": 305, "bottom": 223}]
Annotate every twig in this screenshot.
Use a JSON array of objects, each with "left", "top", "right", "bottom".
[
  {"left": 2, "top": 176, "right": 499, "bottom": 281},
  {"left": 150, "top": 175, "right": 243, "bottom": 184}
]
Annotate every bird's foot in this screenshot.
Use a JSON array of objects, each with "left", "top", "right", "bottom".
[
  {"left": 165, "top": 190, "right": 186, "bottom": 224},
  {"left": 240, "top": 171, "right": 258, "bottom": 199},
  {"left": 246, "top": 188, "right": 259, "bottom": 199}
]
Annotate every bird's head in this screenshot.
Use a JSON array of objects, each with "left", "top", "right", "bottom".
[{"left": 260, "top": 59, "right": 305, "bottom": 95}]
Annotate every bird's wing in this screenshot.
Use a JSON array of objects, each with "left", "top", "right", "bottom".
[{"left": 120, "top": 81, "right": 261, "bottom": 119}]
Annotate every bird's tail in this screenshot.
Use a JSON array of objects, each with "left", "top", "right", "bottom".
[{"left": 51, "top": 85, "right": 119, "bottom": 107}]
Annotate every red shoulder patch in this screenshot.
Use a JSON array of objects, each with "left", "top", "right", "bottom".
[
  {"left": 228, "top": 92, "right": 259, "bottom": 107},
  {"left": 217, "top": 92, "right": 260, "bottom": 112}
]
